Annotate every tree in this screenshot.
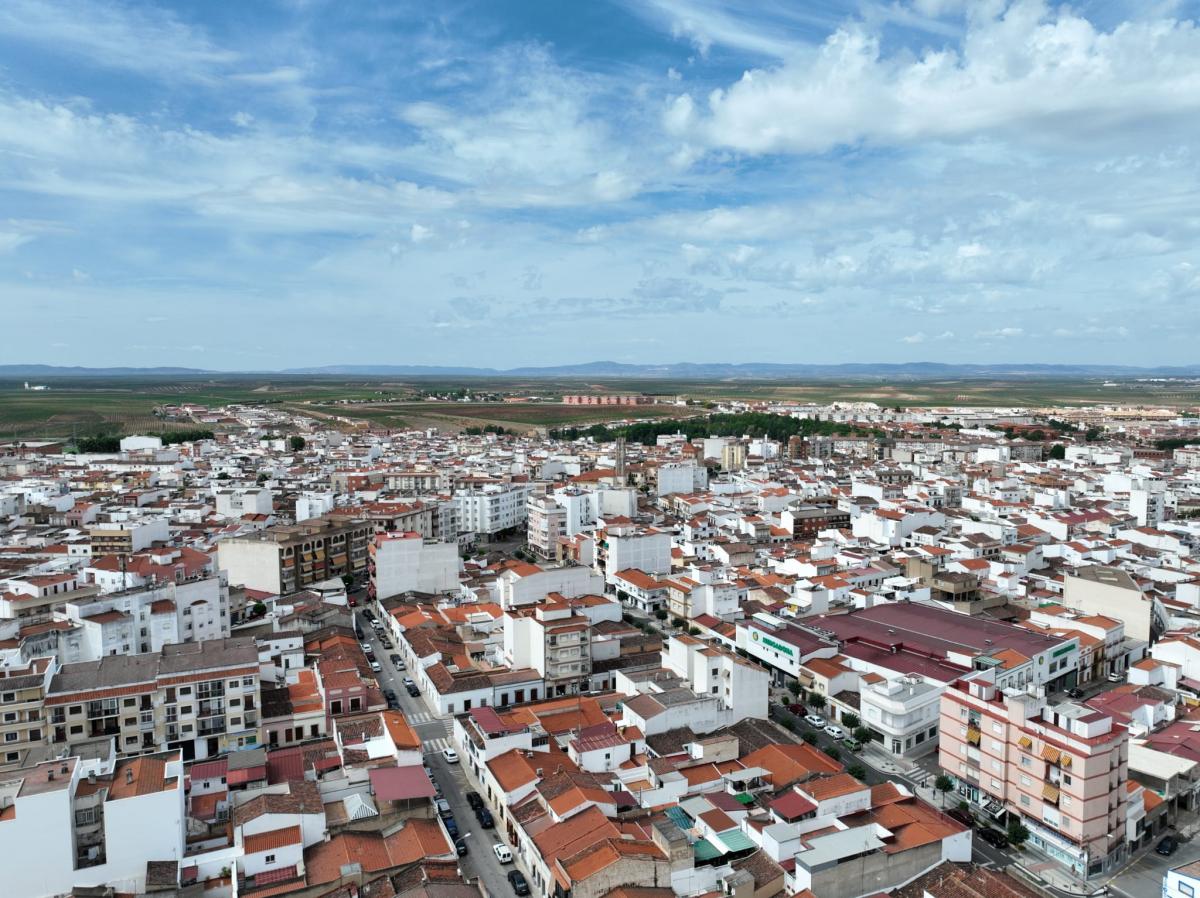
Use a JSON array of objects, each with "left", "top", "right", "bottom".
[
  {"left": 654, "top": 609, "right": 667, "bottom": 620},
  {"left": 251, "top": 602, "right": 267, "bottom": 617},
  {"left": 934, "top": 774, "right": 954, "bottom": 807},
  {"left": 1048, "top": 444, "right": 1066, "bottom": 460},
  {"left": 671, "top": 617, "right": 685, "bottom": 628},
  {"left": 688, "top": 626, "right": 701, "bottom": 636},
  {"left": 823, "top": 746, "right": 841, "bottom": 761},
  {"left": 801, "top": 732, "right": 818, "bottom": 745},
  {"left": 289, "top": 435, "right": 306, "bottom": 451},
  {"left": 841, "top": 712, "right": 860, "bottom": 730},
  {"left": 853, "top": 726, "right": 872, "bottom": 744},
  {"left": 788, "top": 682, "right": 802, "bottom": 697},
  {"left": 807, "top": 692, "right": 826, "bottom": 711},
  {"left": 847, "top": 764, "right": 867, "bottom": 780},
  {"left": 1006, "top": 820, "right": 1030, "bottom": 847}
]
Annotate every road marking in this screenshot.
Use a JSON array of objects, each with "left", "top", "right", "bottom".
[{"left": 424, "top": 737, "right": 450, "bottom": 751}]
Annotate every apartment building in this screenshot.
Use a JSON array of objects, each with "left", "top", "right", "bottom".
[
  {"left": 453, "top": 482, "right": 531, "bottom": 536},
  {"left": 781, "top": 502, "right": 851, "bottom": 539},
  {"left": 368, "top": 531, "right": 459, "bottom": 599},
  {"left": 602, "top": 522, "right": 672, "bottom": 581},
  {"left": 62, "top": 573, "right": 231, "bottom": 658},
  {"left": 940, "top": 670, "right": 1130, "bottom": 878},
  {"left": 88, "top": 517, "right": 170, "bottom": 556},
  {"left": 213, "top": 486, "right": 273, "bottom": 518},
  {"left": 0, "top": 751, "right": 186, "bottom": 898},
  {"left": 504, "top": 600, "right": 594, "bottom": 697},
  {"left": 0, "top": 656, "right": 57, "bottom": 770},
  {"left": 526, "top": 488, "right": 598, "bottom": 559},
  {"left": 46, "top": 637, "right": 262, "bottom": 762},
  {"left": 217, "top": 516, "right": 373, "bottom": 594}
]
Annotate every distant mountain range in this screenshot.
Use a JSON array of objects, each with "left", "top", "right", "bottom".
[{"left": 3, "top": 361, "right": 1200, "bottom": 379}]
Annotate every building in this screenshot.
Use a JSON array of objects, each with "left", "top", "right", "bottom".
[
  {"left": 0, "top": 750, "right": 186, "bottom": 898},
  {"left": 526, "top": 488, "right": 598, "bottom": 559},
  {"left": 214, "top": 487, "right": 273, "bottom": 518},
  {"left": 1063, "top": 566, "right": 1167, "bottom": 645},
  {"left": 88, "top": 517, "right": 170, "bottom": 556},
  {"left": 369, "top": 531, "right": 459, "bottom": 599},
  {"left": 1165, "top": 860, "right": 1200, "bottom": 898},
  {"left": 603, "top": 523, "right": 672, "bottom": 582},
  {"left": 562, "top": 395, "right": 651, "bottom": 405},
  {"left": 46, "top": 637, "right": 262, "bottom": 762},
  {"left": 453, "top": 482, "right": 531, "bottom": 536},
  {"left": 939, "top": 669, "right": 1129, "bottom": 878},
  {"left": 217, "top": 516, "right": 373, "bottom": 595},
  {"left": 0, "top": 657, "right": 57, "bottom": 770}
]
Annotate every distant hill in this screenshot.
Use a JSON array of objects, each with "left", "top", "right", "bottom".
[{"left": 4, "top": 361, "right": 1200, "bottom": 379}]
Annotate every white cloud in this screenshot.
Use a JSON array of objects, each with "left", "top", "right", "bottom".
[
  {"left": 0, "top": 231, "right": 32, "bottom": 253},
  {"left": 669, "top": 2, "right": 1200, "bottom": 154},
  {"left": 976, "top": 326, "right": 1024, "bottom": 339},
  {"left": 901, "top": 330, "right": 954, "bottom": 343}
]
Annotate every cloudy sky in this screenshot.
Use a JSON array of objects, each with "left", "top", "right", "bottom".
[{"left": 2, "top": 0, "right": 1199, "bottom": 369}]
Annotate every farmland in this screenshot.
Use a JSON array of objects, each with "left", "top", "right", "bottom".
[{"left": 1, "top": 373, "right": 1197, "bottom": 440}]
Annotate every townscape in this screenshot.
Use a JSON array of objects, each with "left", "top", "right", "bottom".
[{"left": 2, "top": 393, "right": 1200, "bottom": 898}]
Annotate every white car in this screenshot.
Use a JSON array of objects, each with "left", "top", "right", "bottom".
[
  {"left": 493, "top": 843, "right": 513, "bottom": 864},
  {"left": 805, "top": 714, "right": 825, "bottom": 728},
  {"left": 360, "top": 643, "right": 372, "bottom": 653},
  {"left": 370, "top": 661, "right": 382, "bottom": 673},
  {"left": 823, "top": 724, "right": 845, "bottom": 740},
  {"left": 442, "top": 747, "right": 459, "bottom": 764}
]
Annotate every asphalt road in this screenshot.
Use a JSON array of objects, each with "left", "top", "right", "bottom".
[{"left": 356, "top": 607, "right": 522, "bottom": 898}]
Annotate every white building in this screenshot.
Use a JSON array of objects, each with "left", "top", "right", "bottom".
[
  {"left": 604, "top": 524, "right": 672, "bottom": 582},
  {"left": 859, "top": 674, "right": 943, "bottom": 757},
  {"left": 454, "top": 482, "right": 532, "bottom": 536},
  {"left": 370, "top": 531, "right": 460, "bottom": 599},
  {"left": 1164, "top": 861, "right": 1200, "bottom": 898},
  {"left": 214, "top": 487, "right": 273, "bottom": 518}
]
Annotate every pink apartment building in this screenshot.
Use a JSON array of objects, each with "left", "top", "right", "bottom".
[{"left": 940, "top": 669, "right": 1129, "bottom": 878}]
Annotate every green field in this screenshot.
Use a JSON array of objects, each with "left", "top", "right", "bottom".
[{"left": 1, "top": 374, "right": 1197, "bottom": 439}]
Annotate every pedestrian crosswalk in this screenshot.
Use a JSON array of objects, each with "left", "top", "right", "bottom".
[
  {"left": 407, "top": 711, "right": 435, "bottom": 725},
  {"left": 423, "top": 736, "right": 452, "bottom": 752},
  {"left": 908, "top": 769, "right": 934, "bottom": 788}
]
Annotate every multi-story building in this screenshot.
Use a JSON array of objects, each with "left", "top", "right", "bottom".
[
  {"left": 0, "top": 656, "right": 57, "bottom": 769},
  {"left": 62, "top": 573, "right": 231, "bottom": 658},
  {"left": 46, "top": 637, "right": 262, "bottom": 761},
  {"left": 88, "top": 517, "right": 170, "bottom": 556},
  {"left": 453, "top": 482, "right": 531, "bottom": 536},
  {"left": 601, "top": 522, "right": 672, "bottom": 582},
  {"left": 1165, "top": 861, "right": 1200, "bottom": 898},
  {"left": 939, "top": 669, "right": 1129, "bottom": 878},
  {"left": 526, "top": 488, "right": 598, "bottom": 559},
  {"left": 213, "top": 486, "right": 273, "bottom": 518},
  {"left": 503, "top": 600, "right": 593, "bottom": 697},
  {"left": 368, "top": 531, "right": 459, "bottom": 599},
  {"left": 217, "top": 516, "right": 373, "bottom": 594},
  {"left": 781, "top": 502, "right": 851, "bottom": 539}
]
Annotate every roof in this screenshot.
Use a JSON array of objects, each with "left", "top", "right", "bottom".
[{"left": 370, "top": 765, "right": 436, "bottom": 801}]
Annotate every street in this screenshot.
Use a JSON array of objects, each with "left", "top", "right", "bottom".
[{"left": 356, "top": 606, "right": 522, "bottom": 898}]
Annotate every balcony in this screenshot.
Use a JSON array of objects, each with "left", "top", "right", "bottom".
[{"left": 966, "top": 726, "right": 981, "bottom": 746}]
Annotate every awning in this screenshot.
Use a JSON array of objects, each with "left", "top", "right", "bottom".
[
  {"left": 1060, "top": 754, "right": 1072, "bottom": 768},
  {"left": 1041, "top": 745, "right": 1061, "bottom": 763},
  {"left": 1042, "top": 783, "right": 1060, "bottom": 803},
  {"left": 1018, "top": 736, "right": 1032, "bottom": 750}
]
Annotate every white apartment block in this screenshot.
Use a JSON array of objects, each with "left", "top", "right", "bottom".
[
  {"left": 213, "top": 487, "right": 273, "bottom": 518},
  {"left": 604, "top": 525, "right": 672, "bottom": 582},
  {"left": 454, "top": 482, "right": 531, "bottom": 535},
  {"left": 369, "top": 531, "right": 460, "bottom": 599}
]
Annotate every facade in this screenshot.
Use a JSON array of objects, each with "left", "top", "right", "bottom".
[
  {"left": 603, "top": 524, "right": 672, "bottom": 581},
  {"left": 46, "top": 637, "right": 262, "bottom": 762},
  {"left": 526, "top": 488, "right": 598, "bottom": 559},
  {"left": 939, "top": 670, "right": 1129, "bottom": 878},
  {"left": 368, "top": 531, "right": 459, "bottom": 599},
  {"left": 217, "top": 517, "right": 373, "bottom": 595},
  {"left": 0, "top": 656, "right": 57, "bottom": 770},
  {"left": 88, "top": 518, "right": 170, "bottom": 556},
  {"left": 453, "top": 482, "right": 531, "bottom": 536}
]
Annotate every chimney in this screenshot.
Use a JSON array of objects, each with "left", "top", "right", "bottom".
[{"left": 126, "top": 767, "right": 134, "bottom": 784}]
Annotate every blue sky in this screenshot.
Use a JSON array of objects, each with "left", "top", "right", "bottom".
[{"left": 2, "top": 0, "right": 1199, "bottom": 369}]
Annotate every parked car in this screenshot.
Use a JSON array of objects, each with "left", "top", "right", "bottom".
[
  {"left": 824, "top": 725, "right": 845, "bottom": 740},
  {"left": 508, "top": 870, "right": 530, "bottom": 896},
  {"left": 1066, "top": 687, "right": 1083, "bottom": 699},
  {"left": 360, "top": 642, "right": 372, "bottom": 653},
  {"left": 1156, "top": 835, "right": 1178, "bottom": 856},
  {"left": 402, "top": 677, "right": 416, "bottom": 688},
  {"left": 443, "top": 747, "right": 460, "bottom": 764},
  {"left": 455, "top": 837, "right": 468, "bottom": 857},
  {"left": 436, "top": 799, "right": 452, "bottom": 818},
  {"left": 466, "top": 791, "right": 484, "bottom": 810},
  {"left": 380, "top": 638, "right": 394, "bottom": 649},
  {"left": 842, "top": 738, "right": 863, "bottom": 752},
  {"left": 387, "top": 695, "right": 400, "bottom": 710},
  {"left": 370, "top": 660, "right": 382, "bottom": 673},
  {"left": 389, "top": 653, "right": 404, "bottom": 667},
  {"left": 805, "top": 714, "right": 825, "bottom": 727},
  {"left": 476, "top": 807, "right": 495, "bottom": 829},
  {"left": 978, "top": 828, "right": 1008, "bottom": 848},
  {"left": 945, "top": 808, "right": 975, "bottom": 828},
  {"left": 444, "top": 816, "right": 459, "bottom": 838},
  {"left": 406, "top": 683, "right": 420, "bottom": 697},
  {"left": 494, "top": 843, "right": 514, "bottom": 864},
  {"left": 1108, "top": 672, "right": 1125, "bottom": 683},
  {"left": 787, "top": 703, "right": 806, "bottom": 715}
]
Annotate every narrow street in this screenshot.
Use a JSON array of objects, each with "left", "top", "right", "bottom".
[{"left": 357, "top": 607, "right": 522, "bottom": 898}]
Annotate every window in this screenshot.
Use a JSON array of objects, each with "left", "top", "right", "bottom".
[
  {"left": 265, "top": 854, "right": 276, "bottom": 864},
  {"left": 1020, "top": 794, "right": 1030, "bottom": 806},
  {"left": 123, "top": 698, "right": 136, "bottom": 707},
  {"left": 2, "top": 713, "right": 14, "bottom": 723},
  {"left": 3, "top": 733, "right": 15, "bottom": 743},
  {"left": 125, "top": 736, "right": 137, "bottom": 744},
  {"left": 1179, "top": 884, "right": 1194, "bottom": 898},
  {"left": 1, "top": 692, "right": 12, "bottom": 703},
  {"left": 28, "top": 729, "right": 39, "bottom": 742},
  {"left": 1021, "top": 775, "right": 1031, "bottom": 786},
  {"left": 70, "top": 725, "right": 83, "bottom": 735},
  {"left": 5, "top": 752, "right": 17, "bottom": 762}
]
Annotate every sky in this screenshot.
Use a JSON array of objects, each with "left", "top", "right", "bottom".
[{"left": 2, "top": 0, "right": 1200, "bottom": 370}]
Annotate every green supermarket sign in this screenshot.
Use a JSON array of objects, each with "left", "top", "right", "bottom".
[{"left": 751, "top": 630, "right": 795, "bottom": 658}]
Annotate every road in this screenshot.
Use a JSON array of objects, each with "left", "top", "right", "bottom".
[{"left": 356, "top": 606, "right": 521, "bottom": 898}]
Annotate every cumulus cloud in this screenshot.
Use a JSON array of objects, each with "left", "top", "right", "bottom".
[
  {"left": 901, "top": 330, "right": 955, "bottom": 344},
  {"left": 667, "top": 1, "right": 1200, "bottom": 154}
]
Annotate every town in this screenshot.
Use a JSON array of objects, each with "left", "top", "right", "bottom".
[{"left": 1, "top": 395, "right": 1199, "bottom": 898}]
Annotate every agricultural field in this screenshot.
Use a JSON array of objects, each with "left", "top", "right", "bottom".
[{"left": 2, "top": 374, "right": 1197, "bottom": 440}]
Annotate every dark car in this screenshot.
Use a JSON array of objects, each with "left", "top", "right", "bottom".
[
  {"left": 466, "top": 791, "right": 484, "bottom": 810},
  {"left": 787, "top": 703, "right": 806, "bottom": 715},
  {"left": 406, "top": 683, "right": 420, "bottom": 697},
  {"left": 946, "top": 808, "right": 975, "bottom": 828},
  {"left": 383, "top": 689, "right": 396, "bottom": 701},
  {"left": 507, "top": 871, "right": 530, "bottom": 897},
  {"left": 1066, "top": 687, "right": 1083, "bottom": 699},
  {"left": 444, "top": 816, "right": 459, "bottom": 838},
  {"left": 455, "top": 837, "right": 468, "bottom": 857},
  {"left": 387, "top": 696, "right": 401, "bottom": 710},
  {"left": 476, "top": 807, "right": 495, "bottom": 829},
  {"left": 1156, "top": 835, "right": 1178, "bottom": 856},
  {"left": 978, "top": 828, "right": 1008, "bottom": 849}
]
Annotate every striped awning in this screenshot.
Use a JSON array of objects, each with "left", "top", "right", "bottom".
[
  {"left": 1041, "top": 745, "right": 1061, "bottom": 763},
  {"left": 1018, "top": 735, "right": 1033, "bottom": 750},
  {"left": 1042, "top": 783, "right": 1060, "bottom": 803},
  {"left": 1060, "top": 754, "right": 1072, "bottom": 768}
]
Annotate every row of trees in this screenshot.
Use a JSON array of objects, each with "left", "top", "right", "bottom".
[
  {"left": 550, "top": 412, "right": 884, "bottom": 445},
  {"left": 73, "top": 428, "right": 215, "bottom": 453}
]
